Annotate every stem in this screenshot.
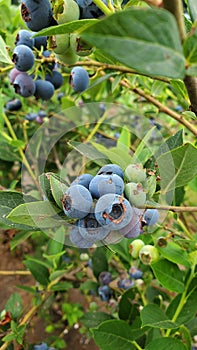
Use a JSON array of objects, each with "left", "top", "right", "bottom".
[
  {"left": 132, "top": 340, "right": 144, "bottom": 350},
  {"left": 165, "top": 265, "right": 195, "bottom": 337},
  {"left": 145, "top": 204, "right": 197, "bottom": 212},
  {"left": 163, "top": 0, "right": 197, "bottom": 115},
  {"left": 2, "top": 112, "right": 40, "bottom": 189},
  {"left": 85, "top": 110, "right": 108, "bottom": 143},
  {"left": 0, "top": 271, "right": 31, "bottom": 276},
  {"left": 92, "top": 0, "right": 114, "bottom": 15},
  {"left": 0, "top": 65, "right": 13, "bottom": 74}
]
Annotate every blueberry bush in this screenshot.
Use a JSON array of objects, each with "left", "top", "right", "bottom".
[{"left": 0, "top": 0, "right": 197, "bottom": 349}]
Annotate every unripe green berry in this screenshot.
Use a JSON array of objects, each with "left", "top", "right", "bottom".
[
  {"left": 54, "top": 34, "right": 70, "bottom": 55},
  {"left": 129, "top": 239, "right": 145, "bottom": 258},
  {"left": 139, "top": 245, "right": 159, "bottom": 265},
  {"left": 125, "top": 182, "right": 146, "bottom": 207},
  {"left": 56, "top": 0, "right": 80, "bottom": 24},
  {"left": 70, "top": 33, "right": 93, "bottom": 57},
  {"left": 125, "top": 163, "right": 146, "bottom": 183},
  {"left": 56, "top": 46, "right": 78, "bottom": 65}
]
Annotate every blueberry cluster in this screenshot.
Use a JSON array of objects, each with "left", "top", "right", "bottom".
[
  {"left": 9, "top": 25, "right": 64, "bottom": 100},
  {"left": 25, "top": 109, "right": 47, "bottom": 124},
  {"left": 117, "top": 266, "right": 143, "bottom": 290},
  {"left": 63, "top": 163, "right": 160, "bottom": 248}
]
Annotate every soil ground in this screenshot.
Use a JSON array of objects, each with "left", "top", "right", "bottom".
[{"left": 0, "top": 231, "right": 99, "bottom": 349}]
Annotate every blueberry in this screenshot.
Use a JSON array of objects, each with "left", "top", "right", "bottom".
[
  {"left": 12, "top": 44, "right": 34, "bottom": 72},
  {"left": 129, "top": 239, "right": 145, "bottom": 259},
  {"left": 125, "top": 163, "right": 146, "bottom": 183},
  {"left": 117, "top": 278, "right": 134, "bottom": 290},
  {"left": 45, "top": 71, "right": 64, "bottom": 89},
  {"left": 89, "top": 174, "right": 124, "bottom": 199},
  {"left": 98, "top": 271, "right": 112, "bottom": 285},
  {"left": 33, "top": 35, "right": 48, "bottom": 50},
  {"left": 13, "top": 73, "right": 36, "bottom": 97},
  {"left": 35, "top": 115, "right": 44, "bottom": 124},
  {"left": 62, "top": 184, "right": 93, "bottom": 219},
  {"left": 56, "top": 0, "right": 80, "bottom": 24},
  {"left": 25, "top": 112, "right": 37, "bottom": 121},
  {"left": 70, "top": 66, "right": 89, "bottom": 92},
  {"left": 21, "top": 0, "right": 54, "bottom": 31},
  {"left": 79, "top": 3, "right": 103, "bottom": 18},
  {"left": 142, "top": 209, "right": 159, "bottom": 226},
  {"left": 34, "top": 342, "right": 48, "bottom": 350},
  {"left": 38, "top": 110, "right": 47, "bottom": 118},
  {"left": 97, "top": 164, "right": 124, "bottom": 179},
  {"left": 120, "top": 208, "right": 143, "bottom": 238},
  {"left": 95, "top": 193, "right": 133, "bottom": 230},
  {"left": 42, "top": 50, "right": 55, "bottom": 71},
  {"left": 70, "top": 33, "right": 93, "bottom": 56},
  {"left": 9, "top": 68, "right": 21, "bottom": 84},
  {"left": 98, "top": 285, "right": 112, "bottom": 301},
  {"left": 75, "top": 0, "right": 92, "bottom": 8},
  {"left": 128, "top": 266, "right": 143, "bottom": 279},
  {"left": 54, "top": 34, "right": 70, "bottom": 55},
  {"left": 15, "top": 29, "right": 34, "bottom": 48},
  {"left": 34, "top": 80, "right": 55, "bottom": 100},
  {"left": 70, "top": 173, "right": 94, "bottom": 188},
  {"left": 125, "top": 182, "right": 146, "bottom": 208},
  {"left": 69, "top": 223, "right": 95, "bottom": 248},
  {"left": 78, "top": 211, "right": 110, "bottom": 241},
  {"left": 57, "top": 92, "right": 65, "bottom": 102},
  {"left": 139, "top": 245, "right": 159, "bottom": 265},
  {"left": 5, "top": 98, "right": 22, "bottom": 111}
]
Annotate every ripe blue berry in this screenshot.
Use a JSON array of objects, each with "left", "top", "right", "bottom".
[
  {"left": 33, "top": 342, "right": 48, "bottom": 350},
  {"left": 89, "top": 174, "right": 124, "bottom": 199},
  {"left": 34, "top": 80, "right": 55, "bottom": 100},
  {"left": 21, "top": 0, "right": 54, "bottom": 31},
  {"left": 71, "top": 173, "right": 94, "bottom": 188},
  {"left": 76, "top": 0, "right": 92, "bottom": 8},
  {"left": 15, "top": 29, "right": 35, "bottom": 48},
  {"left": 78, "top": 212, "right": 110, "bottom": 241},
  {"left": 9, "top": 68, "right": 21, "bottom": 84},
  {"left": 117, "top": 278, "right": 134, "bottom": 290},
  {"left": 62, "top": 184, "right": 93, "bottom": 219},
  {"left": 5, "top": 98, "right": 22, "bottom": 111},
  {"left": 70, "top": 66, "right": 89, "bottom": 92},
  {"left": 12, "top": 44, "right": 34, "bottom": 72},
  {"left": 97, "top": 164, "right": 124, "bottom": 179},
  {"left": 142, "top": 209, "right": 159, "bottom": 226},
  {"left": 120, "top": 208, "right": 143, "bottom": 238},
  {"left": 33, "top": 35, "right": 48, "bottom": 50},
  {"left": 98, "top": 285, "right": 112, "bottom": 301},
  {"left": 95, "top": 193, "right": 133, "bottom": 230},
  {"left": 13, "top": 73, "right": 36, "bottom": 97},
  {"left": 98, "top": 271, "right": 112, "bottom": 285},
  {"left": 69, "top": 223, "right": 95, "bottom": 248},
  {"left": 45, "top": 71, "right": 64, "bottom": 89},
  {"left": 25, "top": 112, "right": 37, "bottom": 121},
  {"left": 128, "top": 266, "right": 143, "bottom": 279}
]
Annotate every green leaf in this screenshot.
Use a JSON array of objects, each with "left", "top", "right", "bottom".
[
  {"left": 188, "top": 0, "right": 197, "bottom": 21},
  {"left": 48, "top": 172, "right": 68, "bottom": 208},
  {"left": 5, "top": 293, "right": 23, "bottom": 320},
  {"left": 81, "top": 312, "right": 113, "bottom": 328},
  {"left": 151, "top": 259, "right": 185, "bottom": 293},
  {"left": 24, "top": 259, "right": 50, "bottom": 286},
  {"left": 81, "top": 8, "right": 185, "bottom": 79},
  {"left": 0, "top": 35, "right": 12, "bottom": 64},
  {"left": 69, "top": 141, "right": 108, "bottom": 166},
  {"left": 157, "top": 143, "right": 197, "bottom": 191},
  {"left": 47, "top": 227, "right": 65, "bottom": 255},
  {"left": 117, "top": 126, "right": 130, "bottom": 151},
  {"left": 92, "top": 320, "right": 135, "bottom": 350},
  {"left": 92, "top": 247, "right": 108, "bottom": 279},
  {"left": 133, "top": 127, "right": 157, "bottom": 165},
  {"left": 157, "top": 130, "right": 183, "bottom": 156},
  {"left": 156, "top": 241, "right": 191, "bottom": 268},
  {"left": 33, "top": 19, "right": 98, "bottom": 37},
  {"left": 184, "top": 28, "right": 197, "bottom": 63},
  {"left": 118, "top": 289, "right": 136, "bottom": 322},
  {"left": 10, "top": 231, "right": 34, "bottom": 250},
  {"left": 92, "top": 142, "right": 132, "bottom": 169},
  {"left": 145, "top": 337, "right": 186, "bottom": 350},
  {"left": 50, "top": 281, "right": 73, "bottom": 291},
  {"left": 186, "top": 64, "right": 197, "bottom": 76},
  {"left": 7, "top": 201, "right": 65, "bottom": 229},
  {"left": 140, "top": 304, "right": 178, "bottom": 329}
]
